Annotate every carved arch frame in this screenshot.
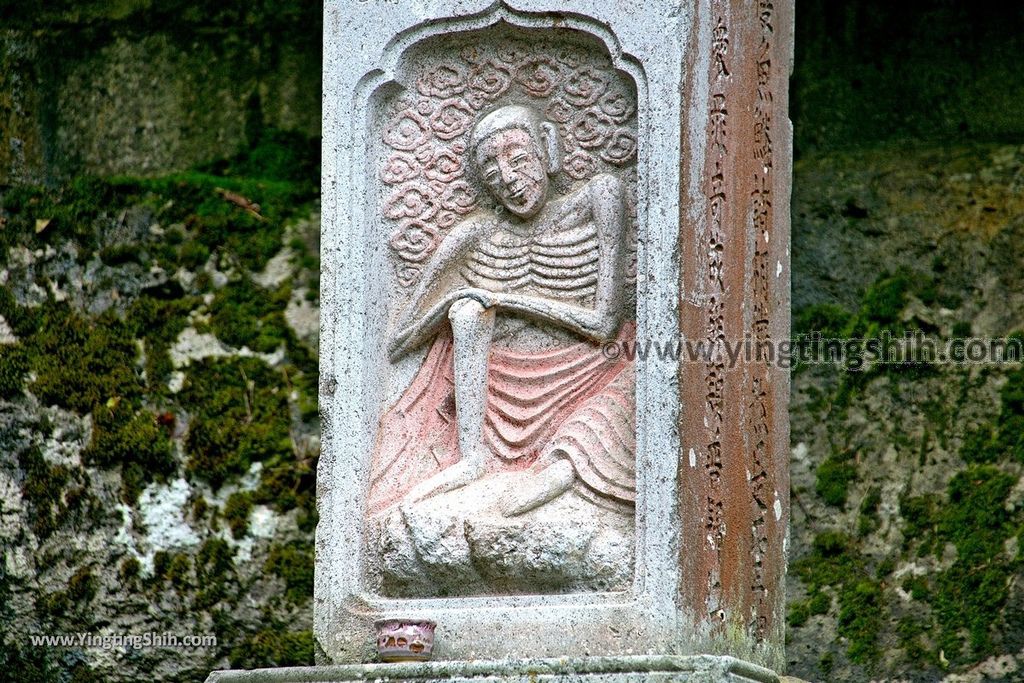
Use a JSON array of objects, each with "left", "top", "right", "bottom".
[{"left": 319, "top": 0, "right": 691, "bottom": 663}]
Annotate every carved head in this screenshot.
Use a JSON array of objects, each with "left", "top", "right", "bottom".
[{"left": 470, "top": 104, "right": 560, "bottom": 219}]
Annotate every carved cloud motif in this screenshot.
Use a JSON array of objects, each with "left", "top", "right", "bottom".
[{"left": 381, "top": 38, "right": 639, "bottom": 286}]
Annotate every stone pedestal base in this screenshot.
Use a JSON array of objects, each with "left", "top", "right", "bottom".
[
  {"left": 374, "top": 472, "right": 634, "bottom": 598},
  {"left": 205, "top": 655, "right": 779, "bottom": 683}
]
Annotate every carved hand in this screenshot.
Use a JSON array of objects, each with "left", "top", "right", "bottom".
[
  {"left": 490, "top": 291, "right": 618, "bottom": 341},
  {"left": 402, "top": 458, "right": 485, "bottom": 506},
  {"left": 388, "top": 287, "right": 499, "bottom": 360}
]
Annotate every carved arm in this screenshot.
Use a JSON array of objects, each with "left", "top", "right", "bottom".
[{"left": 388, "top": 219, "right": 493, "bottom": 361}]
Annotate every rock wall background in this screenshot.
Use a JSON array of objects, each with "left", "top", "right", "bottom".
[
  {"left": 0, "top": 0, "right": 321, "bottom": 184},
  {"left": 0, "top": 1, "right": 1023, "bottom": 682}
]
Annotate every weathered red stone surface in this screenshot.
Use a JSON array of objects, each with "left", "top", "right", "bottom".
[{"left": 678, "top": 0, "right": 793, "bottom": 670}]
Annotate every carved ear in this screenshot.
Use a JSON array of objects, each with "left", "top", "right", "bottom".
[{"left": 540, "top": 121, "right": 560, "bottom": 175}]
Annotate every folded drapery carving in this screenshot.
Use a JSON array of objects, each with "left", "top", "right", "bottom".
[{"left": 367, "top": 322, "right": 635, "bottom": 515}]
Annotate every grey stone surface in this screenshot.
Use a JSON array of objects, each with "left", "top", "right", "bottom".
[
  {"left": 319, "top": 0, "right": 686, "bottom": 665},
  {"left": 205, "top": 655, "right": 780, "bottom": 683},
  {"left": 0, "top": 15, "right": 320, "bottom": 182},
  {"left": 317, "top": 0, "right": 792, "bottom": 673},
  {"left": 373, "top": 473, "right": 633, "bottom": 597}
]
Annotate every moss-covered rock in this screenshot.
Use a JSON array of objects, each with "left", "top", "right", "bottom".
[
  {"left": 181, "top": 357, "right": 292, "bottom": 488},
  {"left": 789, "top": 144, "right": 1024, "bottom": 681},
  {"left": 0, "top": 128, "right": 320, "bottom": 682}
]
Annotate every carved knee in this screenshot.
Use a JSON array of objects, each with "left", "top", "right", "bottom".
[{"left": 448, "top": 296, "right": 487, "bottom": 323}]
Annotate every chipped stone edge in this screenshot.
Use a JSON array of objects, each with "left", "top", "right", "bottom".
[{"left": 205, "top": 654, "right": 780, "bottom": 683}]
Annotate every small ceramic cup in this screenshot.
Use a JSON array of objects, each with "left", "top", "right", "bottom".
[{"left": 374, "top": 618, "right": 436, "bottom": 662}]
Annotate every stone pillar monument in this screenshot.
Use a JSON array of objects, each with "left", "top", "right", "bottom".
[{"left": 207, "top": 1, "right": 792, "bottom": 681}]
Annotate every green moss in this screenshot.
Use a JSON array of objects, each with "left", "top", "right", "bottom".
[
  {"left": 838, "top": 579, "right": 884, "bottom": 663},
  {"left": 899, "top": 493, "right": 936, "bottom": 553},
  {"left": 119, "top": 169, "right": 313, "bottom": 272},
  {"left": 178, "top": 240, "right": 211, "bottom": 269},
  {"left": 165, "top": 553, "right": 192, "bottom": 592},
  {"left": 253, "top": 451, "right": 317, "bottom": 528},
  {"left": 959, "top": 368, "right": 1024, "bottom": 465},
  {"left": 933, "top": 466, "right": 1018, "bottom": 658},
  {"left": 951, "top": 321, "right": 973, "bottom": 338},
  {"left": 857, "top": 487, "right": 882, "bottom": 536},
  {"left": 120, "top": 463, "right": 147, "bottom": 506},
  {"left": 36, "top": 589, "right": 71, "bottom": 619},
  {"left": 0, "top": 343, "right": 30, "bottom": 398},
  {"left": 98, "top": 243, "right": 144, "bottom": 266},
  {"left": 194, "top": 537, "right": 235, "bottom": 610},
  {"left": 125, "top": 293, "right": 195, "bottom": 392},
  {"left": 150, "top": 550, "right": 192, "bottom": 593},
  {"left": 787, "top": 601, "right": 810, "bottom": 627},
  {"left": 0, "top": 288, "right": 41, "bottom": 338},
  {"left": 994, "top": 369, "right": 1024, "bottom": 463},
  {"left": 199, "top": 128, "right": 320, "bottom": 184},
  {"left": 120, "top": 557, "right": 141, "bottom": 584},
  {"left": 819, "top": 652, "right": 834, "bottom": 677},
  {"left": 861, "top": 274, "right": 912, "bottom": 328},
  {"left": 82, "top": 400, "right": 175, "bottom": 503},
  {"left": 898, "top": 465, "right": 1022, "bottom": 665},
  {"left": 192, "top": 496, "right": 209, "bottom": 522},
  {"left": 0, "top": 177, "right": 123, "bottom": 256},
  {"left": 210, "top": 277, "right": 290, "bottom": 353},
  {"left": 815, "top": 449, "right": 858, "bottom": 507},
  {"left": 63, "top": 484, "right": 104, "bottom": 530},
  {"left": 808, "top": 591, "right": 831, "bottom": 615},
  {"left": 0, "top": 642, "right": 62, "bottom": 682},
  {"left": 83, "top": 401, "right": 172, "bottom": 470},
  {"left": 230, "top": 629, "right": 314, "bottom": 669},
  {"left": 794, "top": 303, "right": 854, "bottom": 338},
  {"left": 223, "top": 492, "right": 253, "bottom": 539},
  {"left": 18, "top": 445, "right": 70, "bottom": 538},
  {"left": 264, "top": 541, "right": 313, "bottom": 605},
  {"left": 181, "top": 357, "right": 291, "bottom": 488},
  {"left": 66, "top": 567, "right": 97, "bottom": 604},
  {"left": 794, "top": 532, "right": 883, "bottom": 665},
  {"left": 152, "top": 551, "right": 171, "bottom": 583},
  {"left": 27, "top": 301, "right": 142, "bottom": 414},
  {"left": 901, "top": 575, "right": 930, "bottom": 601},
  {"left": 896, "top": 615, "right": 932, "bottom": 665},
  {"left": 196, "top": 538, "right": 234, "bottom": 583},
  {"left": 37, "top": 566, "right": 98, "bottom": 620}
]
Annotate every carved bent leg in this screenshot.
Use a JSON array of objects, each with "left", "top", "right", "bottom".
[
  {"left": 404, "top": 296, "right": 495, "bottom": 505},
  {"left": 499, "top": 456, "right": 575, "bottom": 517}
]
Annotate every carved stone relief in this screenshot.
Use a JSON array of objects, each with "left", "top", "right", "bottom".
[{"left": 364, "top": 27, "right": 638, "bottom": 598}]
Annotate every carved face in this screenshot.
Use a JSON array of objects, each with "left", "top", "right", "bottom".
[{"left": 475, "top": 128, "right": 549, "bottom": 219}]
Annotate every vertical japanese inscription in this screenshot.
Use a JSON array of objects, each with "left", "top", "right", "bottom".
[
  {"left": 748, "top": 0, "right": 775, "bottom": 642},
  {"left": 703, "top": 2, "right": 731, "bottom": 622}
]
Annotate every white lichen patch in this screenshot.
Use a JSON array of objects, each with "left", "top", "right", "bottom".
[
  {"left": 169, "top": 327, "right": 235, "bottom": 368},
  {"left": 249, "top": 504, "right": 279, "bottom": 539},
  {"left": 0, "top": 473, "right": 28, "bottom": 577},
  {"left": 136, "top": 478, "right": 200, "bottom": 573},
  {"left": 113, "top": 502, "right": 147, "bottom": 573},
  {"left": 252, "top": 246, "right": 295, "bottom": 288},
  {"left": 205, "top": 462, "right": 274, "bottom": 562},
  {"left": 169, "top": 326, "right": 284, "bottom": 369},
  {"left": 0, "top": 315, "right": 16, "bottom": 344},
  {"left": 941, "top": 652, "right": 1022, "bottom": 682},
  {"left": 285, "top": 288, "right": 319, "bottom": 351},
  {"left": 167, "top": 370, "right": 186, "bottom": 393},
  {"left": 38, "top": 407, "right": 89, "bottom": 468}
]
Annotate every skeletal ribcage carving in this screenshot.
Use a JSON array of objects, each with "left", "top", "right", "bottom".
[{"left": 461, "top": 220, "right": 600, "bottom": 302}]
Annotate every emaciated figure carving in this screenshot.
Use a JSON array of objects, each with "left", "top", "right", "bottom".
[{"left": 368, "top": 104, "right": 635, "bottom": 517}]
